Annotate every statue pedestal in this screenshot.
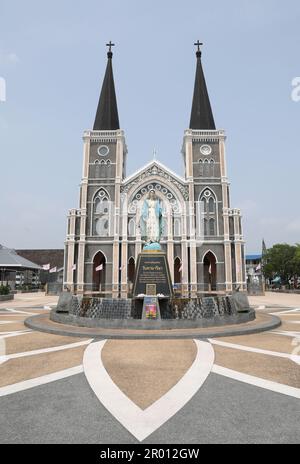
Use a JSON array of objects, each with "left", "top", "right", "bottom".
[
  {"left": 141, "top": 296, "right": 161, "bottom": 320},
  {"left": 133, "top": 251, "right": 173, "bottom": 298}
]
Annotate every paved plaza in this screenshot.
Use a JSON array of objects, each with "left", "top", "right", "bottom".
[{"left": 0, "top": 292, "right": 299, "bottom": 444}]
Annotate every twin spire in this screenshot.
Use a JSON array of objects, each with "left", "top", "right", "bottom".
[
  {"left": 93, "top": 41, "right": 215, "bottom": 131},
  {"left": 93, "top": 42, "right": 120, "bottom": 131},
  {"left": 189, "top": 41, "right": 216, "bottom": 130}
]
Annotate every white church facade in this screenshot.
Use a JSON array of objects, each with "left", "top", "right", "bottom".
[{"left": 64, "top": 43, "right": 246, "bottom": 297}]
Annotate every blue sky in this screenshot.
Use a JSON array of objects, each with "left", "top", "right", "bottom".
[{"left": 0, "top": 0, "right": 299, "bottom": 252}]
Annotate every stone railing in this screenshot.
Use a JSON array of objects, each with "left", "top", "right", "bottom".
[{"left": 0, "top": 294, "right": 14, "bottom": 302}]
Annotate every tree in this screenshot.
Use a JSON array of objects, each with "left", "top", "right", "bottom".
[
  {"left": 293, "top": 244, "right": 300, "bottom": 280},
  {"left": 263, "top": 243, "right": 297, "bottom": 284}
]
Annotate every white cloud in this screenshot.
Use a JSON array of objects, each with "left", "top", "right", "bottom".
[
  {"left": 237, "top": 200, "right": 258, "bottom": 213},
  {"left": 259, "top": 217, "right": 282, "bottom": 227},
  {"left": 258, "top": 216, "right": 300, "bottom": 235},
  {"left": 7, "top": 52, "right": 20, "bottom": 64},
  {"left": 286, "top": 220, "right": 300, "bottom": 233},
  {"left": 0, "top": 116, "right": 8, "bottom": 130},
  {"left": 0, "top": 50, "right": 20, "bottom": 65}
]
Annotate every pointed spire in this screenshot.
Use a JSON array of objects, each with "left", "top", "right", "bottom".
[
  {"left": 93, "top": 42, "right": 120, "bottom": 131},
  {"left": 189, "top": 41, "right": 216, "bottom": 130}
]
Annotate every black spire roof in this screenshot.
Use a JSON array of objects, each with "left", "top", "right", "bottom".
[
  {"left": 93, "top": 43, "right": 120, "bottom": 131},
  {"left": 189, "top": 43, "right": 216, "bottom": 130}
]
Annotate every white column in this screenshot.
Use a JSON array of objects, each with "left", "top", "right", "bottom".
[
  {"left": 112, "top": 195, "right": 120, "bottom": 297},
  {"left": 135, "top": 202, "right": 142, "bottom": 258},
  {"left": 234, "top": 242, "right": 243, "bottom": 285},
  {"left": 82, "top": 133, "right": 90, "bottom": 180},
  {"left": 121, "top": 194, "right": 128, "bottom": 297},
  {"left": 190, "top": 241, "right": 197, "bottom": 297},
  {"left": 184, "top": 132, "right": 198, "bottom": 297},
  {"left": 77, "top": 179, "right": 88, "bottom": 293},
  {"left": 74, "top": 133, "right": 90, "bottom": 294},
  {"left": 233, "top": 210, "right": 244, "bottom": 287},
  {"left": 223, "top": 208, "right": 233, "bottom": 292},
  {"left": 181, "top": 240, "right": 189, "bottom": 297},
  {"left": 112, "top": 135, "right": 124, "bottom": 298},
  {"left": 180, "top": 201, "right": 189, "bottom": 297},
  {"left": 167, "top": 209, "right": 174, "bottom": 282},
  {"left": 188, "top": 196, "right": 197, "bottom": 297},
  {"left": 77, "top": 242, "right": 85, "bottom": 294},
  {"left": 219, "top": 135, "right": 228, "bottom": 180},
  {"left": 136, "top": 233, "right": 142, "bottom": 258},
  {"left": 184, "top": 132, "right": 193, "bottom": 181},
  {"left": 66, "top": 209, "right": 77, "bottom": 291}
]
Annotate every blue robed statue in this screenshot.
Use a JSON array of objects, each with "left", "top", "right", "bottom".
[{"left": 140, "top": 190, "right": 163, "bottom": 245}]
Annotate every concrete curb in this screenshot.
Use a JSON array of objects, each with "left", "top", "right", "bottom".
[
  {"left": 50, "top": 308, "right": 256, "bottom": 329},
  {"left": 24, "top": 313, "right": 281, "bottom": 340},
  {"left": 0, "top": 294, "right": 14, "bottom": 302}
]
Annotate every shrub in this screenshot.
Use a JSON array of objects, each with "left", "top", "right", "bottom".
[{"left": 0, "top": 285, "right": 10, "bottom": 295}]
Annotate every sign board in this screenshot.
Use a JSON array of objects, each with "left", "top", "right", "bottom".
[{"left": 133, "top": 252, "right": 173, "bottom": 297}]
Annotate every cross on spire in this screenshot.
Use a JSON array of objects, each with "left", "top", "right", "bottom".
[
  {"left": 106, "top": 41, "right": 115, "bottom": 53},
  {"left": 194, "top": 40, "right": 203, "bottom": 57}
]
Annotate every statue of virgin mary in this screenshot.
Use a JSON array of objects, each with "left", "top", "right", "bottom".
[{"left": 140, "top": 190, "right": 163, "bottom": 244}]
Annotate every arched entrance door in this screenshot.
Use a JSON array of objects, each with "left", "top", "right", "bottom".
[
  {"left": 174, "top": 257, "right": 182, "bottom": 295},
  {"left": 93, "top": 251, "right": 106, "bottom": 292},
  {"left": 203, "top": 251, "right": 217, "bottom": 292},
  {"left": 128, "top": 257, "right": 135, "bottom": 284}
]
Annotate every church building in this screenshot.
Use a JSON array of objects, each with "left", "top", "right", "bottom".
[{"left": 64, "top": 43, "right": 246, "bottom": 297}]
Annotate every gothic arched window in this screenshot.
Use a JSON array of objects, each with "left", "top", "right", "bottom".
[
  {"left": 173, "top": 218, "right": 181, "bottom": 236},
  {"left": 208, "top": 197, "right": 215, "bottom": 213},
  {"left": 161, "top": 217, "right": 168, "bottom": 239},
  {"left": 93, "top": 189, "right": 111, "bottom": 237},
  {"left": 128, "top": 217, "right": 136, "bottom": 237},
  {"left": 204, "top": 218, "right": 208, "bottom": 236},
  {"left": 198, "top": 189, "right": 218, "bottom": 237},
  {"left": 95, "top": 217, "right": 109, "bottom": 236},
  {"left": 204, "top": 160, "right": 210, "bottom": 176},
  {"left": 198, "top": 159, "right": 204, "bottom": 176},
  {"left": 210, "top": 159, "right": 215, "bottom": 177},
  {"left": 209, "top": 218, "right": 215, "bottom": 236},
  {"left": 95, "top": 197, "right": 109, "bottom": 214}
]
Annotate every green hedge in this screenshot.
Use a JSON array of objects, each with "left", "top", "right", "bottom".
[{"left": 0, "top": 285, "right": 10, "bottom": 295}]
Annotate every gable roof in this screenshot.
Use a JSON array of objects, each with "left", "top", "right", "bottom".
[
  {"left": 16, "top": 249, "right": 64, "bottom": 269},
  {"left": 0, "top": 245, "right": 42, "bottom": 270},
  {"left": 124, "top": 159, "right": 186, "bottom": 186}
]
